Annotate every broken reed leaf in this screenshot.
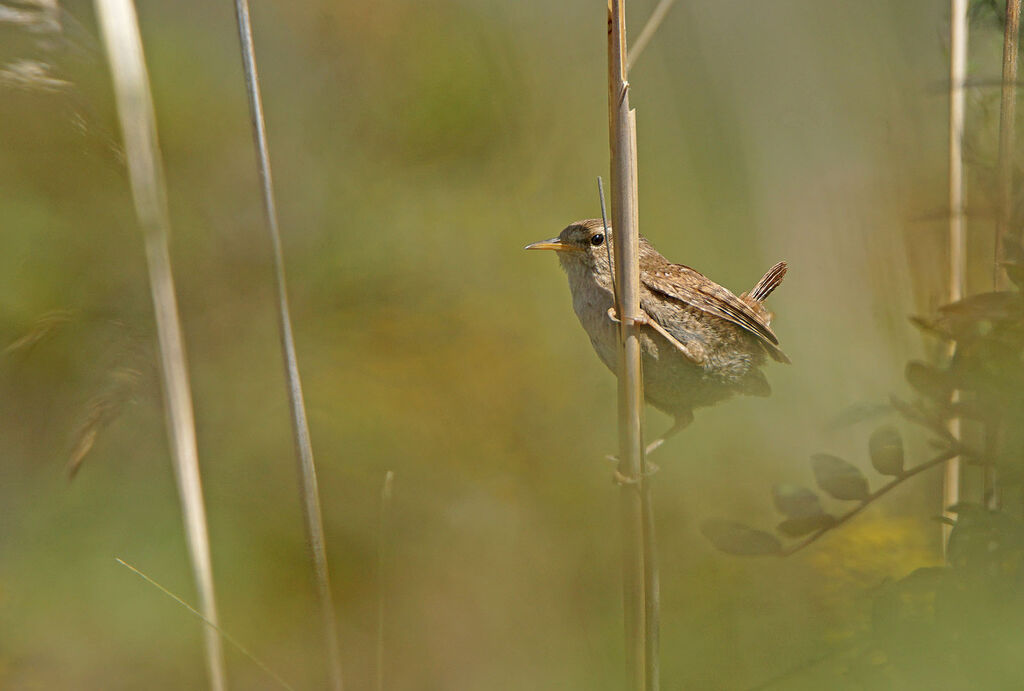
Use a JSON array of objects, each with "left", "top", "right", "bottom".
[
  {"left": 777, "top": 514, "right": 836, "bottom": 538},
  {"left": 772, "top": 484, "right": 825, "bottom": 519},
  {"left": 0, "top": 58, "right": 70, "bottom": 92},
  {"left": 868, "top": 426, "right": 905, "bottom": 476},
  {"left": 67, "top": 365, "right": 141, "bottom": 478},
  {"left": 700, "top": 519, "right": 782, "bottom": 556},
  {"left": 906, "top": 361, "right": 953, "bottom": 401},
  {"left": 810, "top": 454, "right": 870, "bottom": 501},
  {"left": 3, "top": 309, "right": 74, "bottom": 355}
]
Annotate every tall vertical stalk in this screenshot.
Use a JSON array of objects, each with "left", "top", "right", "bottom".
[
  {"left": 92, "top": 0, "right": 227, "bottom": 688},
  {"left": 607, "top": 2, "right": 657, "bottom": 689},
  {"left": 995, "top": 0, "right": 1021, "bottom": 288},
  {"left": 376, "top": 471, "right": 394, "bottom": 691},
  {"left": 230, "top": 3, "right": 344, "bottom": 689},
  {"left": 944, "top": 0, "right": 968, "bottom": 551},
  {"left": 988, "top": 0, "right": 1020, "bottom": 509}
]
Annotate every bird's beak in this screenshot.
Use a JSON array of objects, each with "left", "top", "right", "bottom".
[{"left": 524, "top": 237, "right": 578, "bottom": 252}]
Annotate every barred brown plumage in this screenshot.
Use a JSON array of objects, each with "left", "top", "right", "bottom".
[{"left": 527, "top": 218, "right": 789, "bottom": 452}]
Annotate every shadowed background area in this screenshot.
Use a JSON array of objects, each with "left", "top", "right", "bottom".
[{"left": 0, "top": 0, "right": 1001, "bottom": 688}]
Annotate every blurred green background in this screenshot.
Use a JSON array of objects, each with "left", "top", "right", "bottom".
[{"left": 0, "top": 0, "right": 1006, "bottom": 688}]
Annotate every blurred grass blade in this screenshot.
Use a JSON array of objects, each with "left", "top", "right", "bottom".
[
  {"left": 944, "top": 0, "right": 967, "bottom": 550},
  {"left": 231, "top": 2, "right": 344, "bottom": 689},
  {"left": 3, "top": 309, "right": 73, "bottom": 355},
  {"left": 376, "top": 471, "right": 394, "bottom": 691},
  {"left": 116, "top": 559, "right": 295, "bottom": 691},
  {"left": 626, "top": 0, "right": 676, "bottom": 72},
  {"left": 994, "top": 0, "right": 1021, "bottom": 289},
  {"left": 92, "top": 0, "right": 227, "bottom": 688}
]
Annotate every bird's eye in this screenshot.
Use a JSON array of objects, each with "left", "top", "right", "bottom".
[{"left": 590, "top": 233, "right": 605, "bottom": 247}]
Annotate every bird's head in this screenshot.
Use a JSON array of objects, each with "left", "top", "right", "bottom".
[{"left": 525, "top": 219, "right": 613, "bottom": 279}]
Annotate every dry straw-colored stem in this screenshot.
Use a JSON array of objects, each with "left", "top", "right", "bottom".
[
  {"left": 608, "top": 2, "right": 657, "bottom": 689},
  {"left": 230, "top": 2, "right": 344, "bottom": 688},
  {"left": 93, "top": 0, "right": 227, "bottom": 687},
  {"left": 944, "top": 0, "right": 968, "bottom": 553}
]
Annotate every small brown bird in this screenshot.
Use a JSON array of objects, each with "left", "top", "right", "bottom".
[{"left": 526, "top": 218, "right": 788, "bottom": 452}]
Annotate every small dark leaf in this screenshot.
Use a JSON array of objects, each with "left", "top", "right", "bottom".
[
  {"left": 772, "top": 484, "right": 825, "bottom": 518},
  {"left": 945, "top": 502, "right": 983, "bottom": 515},
  {"left": 811, "top": 454, "right": 870, "bottom": 501},
  {"left": 1003, "top": 262, "right": 1024, "bottom": 291},
  {"left": 700, "top": 519, "right": 782, "bottom": 556},
  {"left": 909, "top": 315, "right": 955, "bottom": 341},
  {"left": 869, "top": 426, "right": 904, "bottom": 476},
  {"left": 777, "top": 514, "right": 836, "bottom": 537},
  {"left": 939, "top": 291, "right": 1024, "bottom": 323},
  {"left": 1002, "top": 234, "right": 1024, "bottom": 264},
  {"left": 890, "top": 395, "right": 950, "bottom": 439},
  {"left": 826, "top": 402, "right": 892, "bottom": 430},
  {"left": 948, "top": 398, "right": 992, "bottom": 422},
  {"left": 906, "top": 361, "right": 952, "bottom": 401}
]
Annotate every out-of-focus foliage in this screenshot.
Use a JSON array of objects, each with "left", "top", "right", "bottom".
[
  {"left": 705, "top": 238, "right": 1024, "bottom": 685},
  {"left": 851, "top": 506, "right": 1024, "bottom": 689},
  {"left": 1, "top": 0, "right": 1014, "bottom": 689}
]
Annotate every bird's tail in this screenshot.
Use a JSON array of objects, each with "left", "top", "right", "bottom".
[{"left": 747, "top": 261, "right": 787, "bottom": 303}]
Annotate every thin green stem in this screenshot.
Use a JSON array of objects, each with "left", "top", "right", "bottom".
[
  {"left": 116, "top": 559, "right": 294, "bottom": 691},
  {"left": 230, "top": 3, "right": 344, "bottom": 689},
  {"left": 995, "top": 0, "right": 1021, "bottom": 289},
  {"left": 782, "top": 449, "right": 958, "bottom": 557},
  {"left": 626, "top": 0, "right": 677, "bottom": 72},
  {"left": 376, "top": 471, "right": 394, "bottom": 691}
]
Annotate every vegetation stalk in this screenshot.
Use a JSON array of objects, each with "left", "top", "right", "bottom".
[
  {"left": 230, "top": 2, "right": 344, "bottom": 688},
  {"left": 93, "top": 0, "right": 227, "bottom": 687}
]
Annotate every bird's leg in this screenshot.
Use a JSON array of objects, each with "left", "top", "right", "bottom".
[
  {"left": 607, "top": 413, "right": 694, "bottom": 480},
  {"left": 606, "top": 307, "right": 706, "bottom": 365},
  {"left": 644, "top": 410, "right": 693, "bottom": 455},
  {"left": 612, "top": 461, "right": 660, "bottom": 487}
]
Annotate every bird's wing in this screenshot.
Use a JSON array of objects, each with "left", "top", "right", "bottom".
[{"left": 642, "top": 263, "right": 790, "bottom": 363}]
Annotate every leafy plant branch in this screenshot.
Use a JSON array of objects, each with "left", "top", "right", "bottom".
[{"left": 779, "top": 448, "right": 959, "bottom": 557}]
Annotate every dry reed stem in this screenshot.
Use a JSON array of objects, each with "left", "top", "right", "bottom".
[
  {"left": 93, "top": 0, "right": 227, "bottom": 687},
  {"left": 608, "top": 2, "right": 656, "bottom": 689},
  {"left": 944, "top": 0, "right": 968, "bottom": 553},
  {"left": 230, "top": 2, "right": 344, "bottom": 688}
]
